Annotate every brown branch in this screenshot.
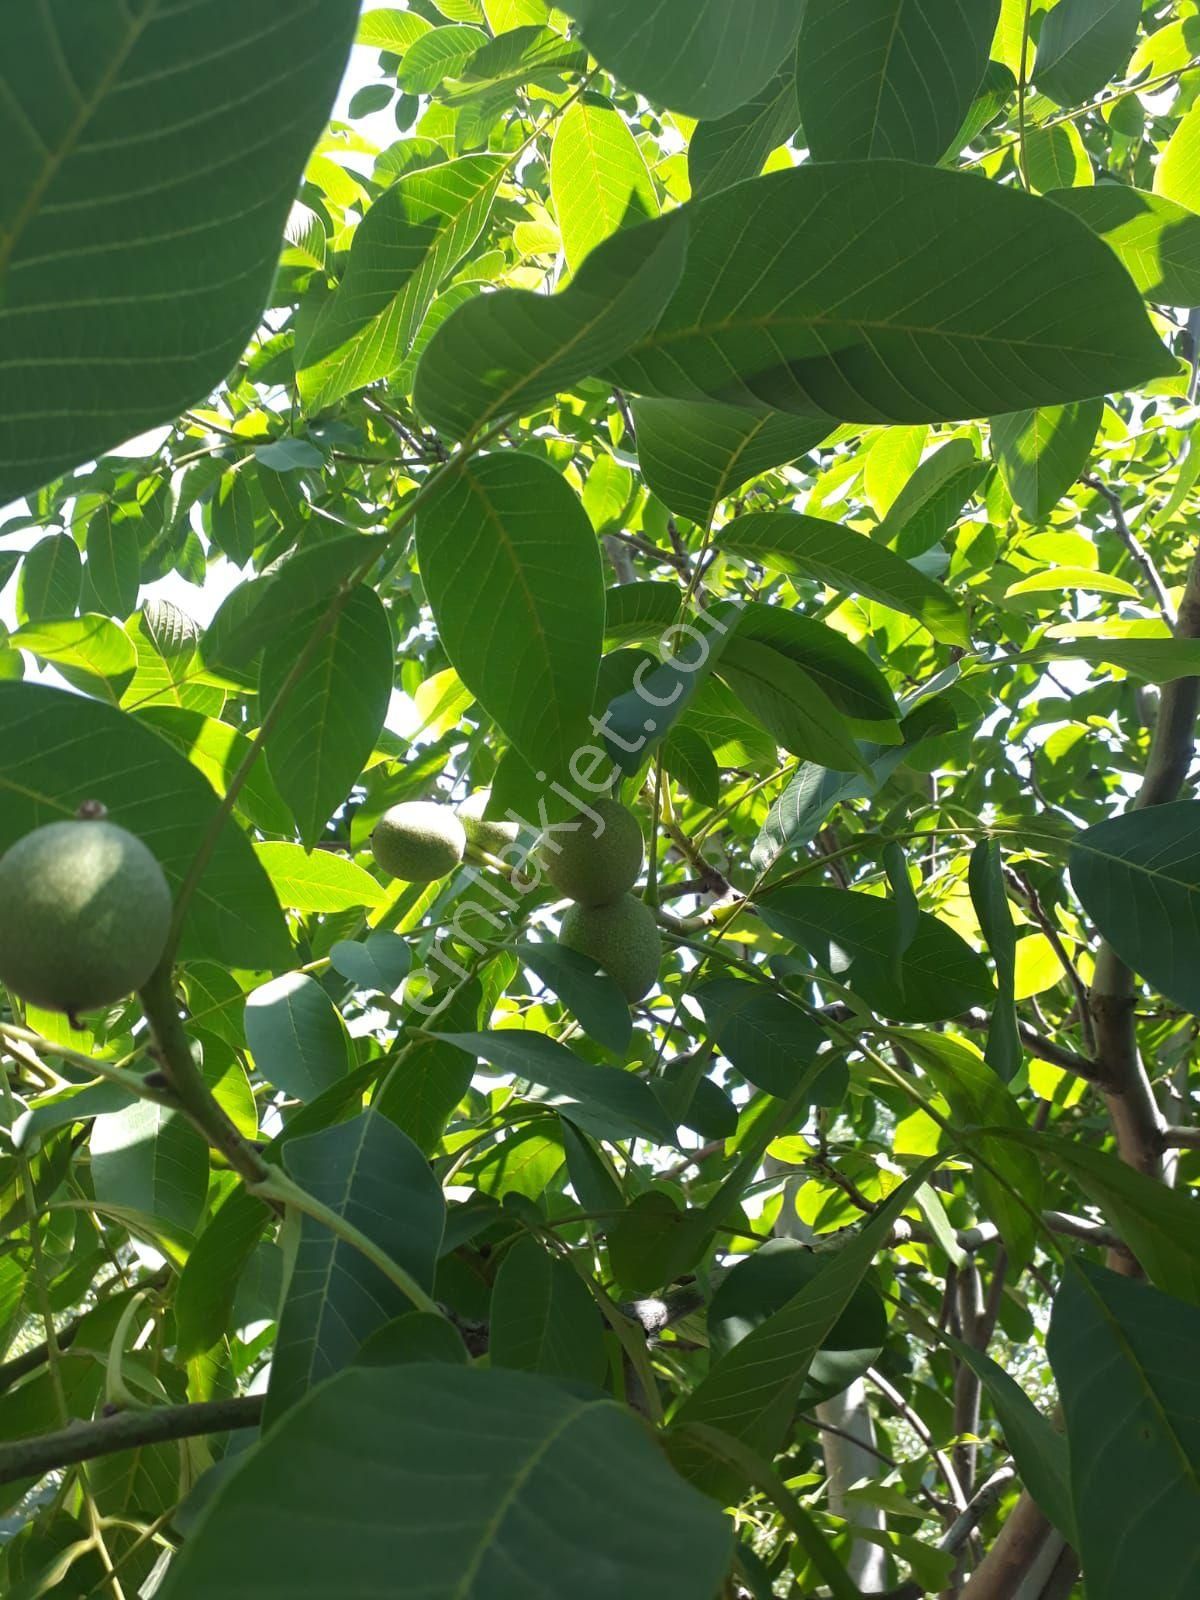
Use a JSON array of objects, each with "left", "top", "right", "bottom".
[
  {"left": 958, "top": 1491, "right": 1055, "bottom": 1600},
  {"left": 1162, "top": 1124, "right": 1200, "bottom": 1150},
  {"left": 0, "top": 1321, "right": 79, "bottom": 1395},
  {"left": 0, "top": 1396, "right": 263, "bottom": 1488},
  {"left": 1088, "top": 544, "right": 1200, "bottom": 1189},
  {"left": 139, "top": 965, "right": 273, "bottom": 1191},
  {"left": 661, "top": 818, "right": 732, "bottom": 898},
  {"left": 1016, "top": 1021, "right": 1100, "bottom": 1082}
]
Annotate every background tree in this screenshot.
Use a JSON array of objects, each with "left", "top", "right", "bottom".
[{"left": 0, "top": 1, "right": 1198, "bottom": 1596}]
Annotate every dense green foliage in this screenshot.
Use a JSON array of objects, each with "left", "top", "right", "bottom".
[{"left": 0, "top": 2, "right": 1199, "bottom": 1596}]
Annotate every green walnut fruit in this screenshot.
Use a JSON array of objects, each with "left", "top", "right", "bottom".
[
  {"left": 0, "top": 819, "right": 172, "bottom": 1014},
  {"left": 559, "top": 894, "right": 662, "bottom": 1003},
  {"left": 537, "top": 798, "right": 643, "bottom": 905},
  {"left": 372, "top": 801, "right": 466, "bottom": 882},
  {"left": 457, "top": 790, "right": 518, "bottom": 856}
]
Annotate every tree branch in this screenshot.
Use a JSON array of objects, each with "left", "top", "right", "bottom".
[
  {"left": 605, "top": 529, "right": 690, "bottom": 572},
  {"left": 139, "top": 964, "right": 272, "bottom": 1191},
  {"left": 1089, "top": 542, "right": 1200, "bottom": 1185},
  {"left": 958, "top": 1491, "right": 1055, "bottom": 1600},
  {"left": 940, "top": 1467, "right": 1017, "bottom": 1558},
  {"left": 0, "top": 1396, "right": 263, "bottom": 1488}
]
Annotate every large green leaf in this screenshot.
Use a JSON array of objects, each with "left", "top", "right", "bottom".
[
  {"left": 717, "top": 636, "right": 870, "bottom": 772},
  {"left": 709, "top": 1240, "right": 886, "bottom": 1408},
  {"left": 415, "top": 453, "right": 604, "bottom": 783},
  {"left": 296, "top": 155, "right": 505, "bottom": 411},
  {"left": 1049, "top": 185, "right": 1200, "bottom": 308},
  {"left": 122, "top": 602, "right": 223, "bottom": 715},
  {"left": 1048, "top": 1261, "right": 1200, "bottom": 1600},
  {"left": 634, "top": 401, "right": 829, "bottom": 529},
  {"left": 719, "top": 510, "right": 968, "bottom": 644},
  {"left": 10, "top": 616, "right": 136, "bottom": 703},
  {"left": 990, "top": 400, "right": 1103, "bottom": 523},
  {"left": 16, "top": 535, "right": 80, "bottom": 623},
  {"left": 376, "top": 983, "right": 483, "bottom": 1155},
  {"left": 489, "top": 1237, "right": 607, "bottom": 1384},
  {"left": 550, "top": 97, "right": 658, "bottom": 272},
  {"left": 757, "top": 885, "right": 994, "bottom": 1023},
  {"left": 255, "top": 842, "right": 385, "bottom": 913},
  {"left": 260, "top": 585, "right": 393, "bottom": 849},
  {"left": 1035, "top": 0, "right": 1141, "bottom": 107},
  {"left": 608, "top": 162, "right": 1173, "bottom": 422},
  {"left": 244, "top": 974, "right": 350, "bottom": 1103},
  {"left": 1010, "top": 1131, "right": 1200, "bottom": 1304},
  {"left": 515, "top": 941, "right": 633, "bottom": 1054},
  {"left": 895, "top": 1030, "right": 1042, "bottom": 1269},
  {"left": 795, "top": 0, "right": 1000, "bottom": 163},
  {"left": 729, "top": 604, "right": 898, "bottom": 724},
  {"left": 669, "top": 1169, "right": 930, "bottom": 1497},
  {"left": 397, "top": 24, "right": 489, "bottom": 92},
  {"left": 414, "top": 212, "right": 686, "bottom": 441},
  {"left": 0, "top": 0, "right": 359, "bottom": 502},
  {"left": 1069, "top": 800, "right": 1200, "bottom": 1012},
  {"left": 1036, "top": 634, "right": 1200, "bottom": 683},
  {"left": 694, "top": 977, "right": 835, "bottom": 1101},
  {"left": 201, "top": 536, "right": 388, "bottom": 675},
  {"left": 880, "top": 437, "right": 987, "bottom": 556},
  {"left": 558, "top": 0, "right": 807, "bottom": 119},
  {"left": 160, "top": 1364, "right": 733, "bottom": 1600},
  {"left": 85, "top": 509, "right": 141, "bottom": 617},
  {"left": 947, "top": 1338, "right": 1075, "bottom": 1541},
  {"left": 330, "top": 932, "right": 412, "bottom": 996},
  {"left": 265, "top": 1113, "right": 446, "bottom": 1425},
  {"left": 436, "top": 1030, "right": 676, "bottom": 1144},
  {"left": 356, "top": 9, "right": 432, "bottom": 50},
  {"left": 1156, "top": 103, "right": 1200, "bottom": 211},
  {"left": 688, "top": 70, "right": 799, "bottom": 197},
  {"left": 90, "top": 1103, "right": 208, "bottom": 1236},
  {"left": 0, "top": 682, "right": 288, "bottom": 968},
  {"left": 134, "top": 707, "right": 293, "bottom": 836},
  {"left": 174, "top": 1187, "right": 272, "bottom": 1361}
]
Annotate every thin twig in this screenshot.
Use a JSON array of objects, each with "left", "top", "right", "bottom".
[
  {"left": 868, "top": 1367, "right": 971, "bottom": 1515},
  {"left": 1081, "top": 474, "right": 1176, "bottom": 627},
  {"left": 1004, "top": 868, "right": 1095, "bottom": 1056},
  {"left": 611, "top": 387, "right": 638, "bottom": 446},
  {"left": 1015, "top": 0, "right": 1033, "bottom": 189},
  {"left": 606, "top": 529, "right": 690, "bottom": 572}
]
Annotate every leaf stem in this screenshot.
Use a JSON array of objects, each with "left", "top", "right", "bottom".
[
  {"left": 1016, "top": 0, "right": 1034, "bottom": 190},
  {"left": 248, "top": 1168, "right": 443, "bottom": 1318}
]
